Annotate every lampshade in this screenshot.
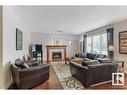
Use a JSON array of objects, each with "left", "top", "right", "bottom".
[{"left": 108, "top": 45, "right": 114, "bottom": 51}]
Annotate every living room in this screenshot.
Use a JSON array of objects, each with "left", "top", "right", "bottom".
[{"left": 0, "top": 6, "right": 127, "bottom": 89}]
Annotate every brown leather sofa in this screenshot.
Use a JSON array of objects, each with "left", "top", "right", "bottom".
[
  {"left": 69, "top": 61, "right": 118, "bottom": 87},
  {"left": 11, "top": 63, "right": 50, "bottom": 89}
]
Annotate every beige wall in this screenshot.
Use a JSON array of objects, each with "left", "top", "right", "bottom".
[
  {"left": 113, "top": 19, "right": 127, "bottom": 74},
  {"left": 1, "top": 6, "right": 31, "bottom": 89},
  {"left": 0, "top": 6, "right": 3, "bottom": 88},
  {"left": 31, "top": 32, "right": 79, "bottom": 60}
]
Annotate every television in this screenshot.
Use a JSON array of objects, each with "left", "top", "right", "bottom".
[{"left": 32, "top": 44, "right": 42, "bottom": 52}]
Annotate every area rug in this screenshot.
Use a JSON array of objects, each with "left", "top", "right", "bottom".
[{"left": 51, "top": 61, "right": 84, "bottom": 90}]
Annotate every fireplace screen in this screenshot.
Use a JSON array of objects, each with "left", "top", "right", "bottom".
[{"left": 52, "top": 52, "right": 62, "bottom": 61}]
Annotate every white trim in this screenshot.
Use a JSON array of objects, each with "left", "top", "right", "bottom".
[
  {"left": 124, "top": 69, "right": 127, "bottom": 74},
  {"left": 2, "top": 79, "right": 13, "bottom": 89},
  {"left": 91, "top": 80, "right": 111, "bottom": 87}
]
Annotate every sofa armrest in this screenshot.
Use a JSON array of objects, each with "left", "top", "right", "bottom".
[
  {"left": 17, "top": 64, "right": 50, "bottom": 79},
  {"left": 18, "top": 64, "right": 50, "bottom": 72},
  {"left": 11, "top": 64, "right": 50, "bottom": 80},
  {"left": 69, "top": 61, "right": 89, "bottom": 70},
  {"left": 11, "top": 63, "right": 50, "bottom": 88},
  {"left": 69, "top": 61, "right": 92, "bottom": 86}
]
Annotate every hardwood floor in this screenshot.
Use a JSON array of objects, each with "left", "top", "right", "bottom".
[
  {"left": 33, "top": 64, "right": 127, "bottom": 90},
  {"left": 85, "top": 74, "right": 127, "bottom": 89},
  {"left": 32, "top": 65, "right": 63, "bottom": 89},
  {"left": 9, "top": 61, "right": 127, "bottom": 90}
]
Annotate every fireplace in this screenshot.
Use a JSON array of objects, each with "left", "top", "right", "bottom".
[
  {"left": 52, "top": 51, "right": 62, "bottom": 61},
  {"left": 47, "top": 45, "right": 66, "bottom": 63}
]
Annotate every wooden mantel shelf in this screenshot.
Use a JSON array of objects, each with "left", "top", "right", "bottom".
[
  {"left": 46, "top": 45, "right": 67, "bottom": 47},
  {"left": 46, "top": 45, "right": 67, "bottom": 63}
]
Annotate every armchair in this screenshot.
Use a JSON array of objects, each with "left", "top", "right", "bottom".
[{"left": 11, "top": 63, "right": 50, "bottom": 89}]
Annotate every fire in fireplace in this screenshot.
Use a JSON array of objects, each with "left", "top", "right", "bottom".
[{"left": 52, "top": 51, "right": 62, "bottom": 61}]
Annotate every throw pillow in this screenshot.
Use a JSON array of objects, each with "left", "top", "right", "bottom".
[
  {"left": 27, "top": 61, "right": 39, "bottom": 67},
  {"left": 15, "top": 59, "right": 29, "bottom": 68},
  {"left": 15, "top": 59, "right": 26, "bottom": 68},
  {"left": 94, "top": 54, "right": 100, "bottom": 60},
  {"left": 80, "top": 52, "right": 87, "bottom": 58},
  {"left": 24, "top": 62, "right": 30, "bottom": 68},
  {"left": 26, "top": 54, "right": 31, "bottom": 60}
]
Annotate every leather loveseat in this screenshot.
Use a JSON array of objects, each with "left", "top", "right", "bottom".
[
  {"left": 76, "top": 52, "right": 107, "bottom": 61},
  {"left": 69, "top": 61, "right": 118, "bottom": 87},
  {"left": 11, "top": 62, "right": 50, "bottom": 89}
]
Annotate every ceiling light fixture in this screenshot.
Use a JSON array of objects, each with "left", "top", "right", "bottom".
[{"left": 57, "top": 30, "right": 62, "bottom": 33}]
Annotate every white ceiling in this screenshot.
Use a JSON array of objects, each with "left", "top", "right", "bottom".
[{"left": 13, "top": 6, "right": 127, "bottom": 35}]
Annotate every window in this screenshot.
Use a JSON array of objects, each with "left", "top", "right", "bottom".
[
  {"left": 87, "top": 37, "right": 92, "bottom": 53},
  {"left": 93, "top": 35, "right": 100, "bottom": 54},
  {"left": 101, "top": 33, "right": 108, "bottom": 55},
  {"left": 86, "top": 33, "right": 108, "bottom": 55}
]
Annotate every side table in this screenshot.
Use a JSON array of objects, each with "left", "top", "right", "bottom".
[{"left": 112, "top": 60, "right": 125, "bottom": 72}]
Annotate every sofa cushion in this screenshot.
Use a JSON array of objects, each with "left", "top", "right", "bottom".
[
  {"left": 94, "top": 54, "right": 107, "bottom": 60},
  {"left": 83, "top": 58, "right": 92, "bottom": 61},
  {"left": 15, "top": 60, "right": 27, "bottom": 68},
  {"left": 15, "top": 59, "right": 39, "bottom": 68},
  {"left": 15, "top": 63, "right": 27, "bottom": 68},
  {"left": 94, "top": 54, "right": 100, "bottom": 60},
  {"left": 99, "top": 60, "right": 112, "bottom": 63},
  {"left": 87, "top": 53, "right": 97, "bottom": 60},
  {"left": 87, "top": 63, "right": 113, "bottom": 69},
  {"left": 87, "top": 63, "right": 107, "bottom": 69},
  {"left": 27, "top": 61, "right": 39, "bottom": 67},
  {"left": 80, "top": 52, "right": 87, "bottom": 58},
  {"left": 97, "top": 58, "right": 112, "bottom": 63},
  {"left": 93, "top": 60, "right": 100, "bottom": 64},
  {"left": 23, "top": 62, "right": 30, "bottom": 68}
]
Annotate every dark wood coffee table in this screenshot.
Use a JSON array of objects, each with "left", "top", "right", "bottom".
[{"left": 65, "top": 57, "right": 84, "bottom": 64}]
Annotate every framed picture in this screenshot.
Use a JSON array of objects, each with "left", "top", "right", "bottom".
[
  {"left": 119, "top": 31, "right": 127, "bottom": 54},
  {"left": 16, "top": 28, "right": 23, "bottom": 50},
  {"left": 54, "top": 37, "right": 62, "bottom": 45}
]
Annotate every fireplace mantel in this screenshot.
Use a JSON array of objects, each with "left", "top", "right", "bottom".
[
  {"left": 46, "top": 45, "right": 67, "bottom": 63},
  {"left": 46, "top": 45, "right": 66, "bottom": 48}
]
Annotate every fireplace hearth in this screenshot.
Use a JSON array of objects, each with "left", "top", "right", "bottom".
[{"left": 52, "top": 52, "right": 62, "bottom": 61}]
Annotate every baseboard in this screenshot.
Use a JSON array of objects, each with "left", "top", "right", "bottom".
[
  {"left": 2, "top": 79, "right": 13, "bottom": 89},
  {"left": 124, "top": 70, "right": 127, "bottom": 74},
  {"left": 91, "top": 80, "right": 111, "bottom": 87}
]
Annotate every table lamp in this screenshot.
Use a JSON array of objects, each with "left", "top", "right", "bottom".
[{"left": 108, "top": 45, "right": 114, "bottom": 60}]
